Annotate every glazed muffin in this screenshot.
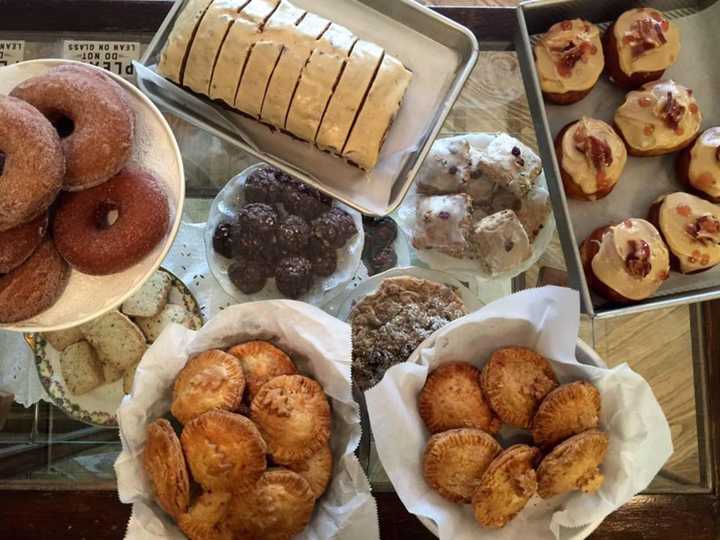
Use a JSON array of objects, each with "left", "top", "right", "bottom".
[
  {"left": 676, "top": 127, "right": 720, "bottom": 203},
  {"left": 533, "top": 19, "right": 604, "bottom": 105},
  {"left": 648, "top": 192, "right": 720, "bottom": 274},
  {"left": 555, "top": 117, "right": 628, "bottom": 201},
  {"left": 580, "top": 218, "right": 670, "bottom": 303},
  {"left": 603, "top": 8, "right": 680, "bottom": 90},
  {"left": 614, "top": 80, "right": 701, "bottom": 156}
]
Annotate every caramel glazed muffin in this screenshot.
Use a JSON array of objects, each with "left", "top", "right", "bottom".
[
  {"left": 678, "top": 127, "right": 720, "bottom": 203},
  {"left": 649, "top": 192, "right": 720, "bottom": 274},
  {"left": 580, "top": 218, "right": 670, "bottom": 303},
  {"left": 555, "top": 117, "right": 627, "bottom": 201},
  {"left": 603, "top": 8, "right": 680, "bottom": 90},
  {"left": 614, "top": 80, "right": 701, "bottom": 157},
  {"left": 534, "top": 19, "right": 604, "bottom": 105}
]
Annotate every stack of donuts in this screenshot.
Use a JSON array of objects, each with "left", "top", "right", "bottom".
[{"left": 0, "top": 64, "right": 170, "bottom": 324}]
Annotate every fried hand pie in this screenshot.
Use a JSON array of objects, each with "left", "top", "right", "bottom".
[
  {"left": 178, "top": 491, "right": 232, "bottom": 540},
  {"left": 227, "top": 468, "right": 315, "bottom": 540},
  {"left": 171, "top": 349, "right": 245, "bottom": 425},
  {"left": 181, "top": 410, "right": 267, "bottom": 492},
  {"left": 532, "top": 380, "right": 601, "bottom": 448},
  {"left": 423, "top": 428, "right": 501, "bottom": 503},
  {"left": 481, "top": 346, "right": 558, "bottom": 428},
  {"left": 287, "top": 444, "right": 333, "bottom": 499},
  {"left": 227, "top": 341, "right": 297, "bottom": 401},
  {"left": 537, "top": 429, "right": 609, "bottom": 499},
  {"left": 251, "top": 374, "right": 331, "bottom": 464},
  {"left": 143, "top": 418, "right": 189, "bottom": 518},
  {"left": 419, "top": 362, "right": 501, "bottom": 434},
  {"left": 472, "top": 444, "right": 540, "bottom": 528}
]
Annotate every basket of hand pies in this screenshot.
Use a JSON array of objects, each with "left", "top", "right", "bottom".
[
  {"left": 205, "top": 163, "right": 363, "bottom": 306},
  {"left": 397, "top": 132, "right": 555, "bottom": 283},
  {"left": 114, "top": 300, "right": 378, "bottom": 540},
  {"left": 365, "top": 286, "right": 672, "bottom": 539}
]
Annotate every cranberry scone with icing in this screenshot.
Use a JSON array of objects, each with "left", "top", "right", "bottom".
[
  {"left": 534, "top": 19, "right": 604, "bottom": 105},
  {"left": 614, "top": 80, "right": 701, "bottom": 157},
  {"left": 157, "top": 0, "right": 412, "bottom": 170},
  {"left": 677, "top": 127, "right": 720, "bottom": 203},
  {"left": 412, "top": 194, "right": 474, "bottom": 258},
  {"left": 580, "top": 218, "right": 670, "bottom": 303},
  {"left": 603, "top": 7, "right": 680, "bottom": 90},
  {"left": 555, "top": 117, "right": 627, "bottom": 201},
  {"left": 648, "top": 192, "right": 720, "bottom": 274}
]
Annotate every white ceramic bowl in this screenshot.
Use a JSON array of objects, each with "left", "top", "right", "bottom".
[{"left": 0, "top": 59, "right": 185, "bottom": 332}]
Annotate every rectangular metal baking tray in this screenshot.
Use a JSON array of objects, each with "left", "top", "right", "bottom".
[
  {"left": 515, "top": 0, "right": 720, "bottom": 318},
  {"left": 137, "top": 0, "right": 479, "bottom": 216}
]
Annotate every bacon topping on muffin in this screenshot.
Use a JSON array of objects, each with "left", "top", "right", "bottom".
[
  {"left": 625, "top": 239, "right": 651, "bottom": 278},
  {"left": 660, "top": 92, "right": 686, "bottom": 130},
  {"left": 573, "top": 122, "right": 613, "bottom": 179},
  {"left": 686, "top": 215, "right": 720, "bottom": 245},
  {"left": 623, "top": 16, "right": 668, "bottom": 56}
]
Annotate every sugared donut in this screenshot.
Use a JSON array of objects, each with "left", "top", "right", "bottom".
[
  {"left": 53, "top": 165, "right": 170, "bottom": 275},
  {"left": 0, "top": 238, "right": 70, "bottom": 323},
  {"left": 0, "top": 96, "right": 64, "bottom": 231},
  {"left": 10, "top": 64, "right": 134, "bottom": 191},
  {"left": 0, "top": 213, "right": 48, "bottom": 273}
]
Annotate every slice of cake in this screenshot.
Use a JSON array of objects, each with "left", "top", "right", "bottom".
[{"left": 343, "top": 54, "right": 412, "bottom": 169}]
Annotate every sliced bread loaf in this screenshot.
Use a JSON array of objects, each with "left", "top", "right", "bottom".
[
  {"left": 60, "top": 341, "right": 104, "bottom": 395},
  {"left": 121, "top": 271, "right": 173, "bottom": 317},
  {"left": 136, "top": 304, "right": 194, "bottom": 342},
  {"left": 42, "top": 327, "right": 84, "bottom": 351},
  {"left": 81, "top": 310, "right": 147, "bottom": 370},
  {"left": 123, "top": 361, "right": 139, "bottom": 394}
]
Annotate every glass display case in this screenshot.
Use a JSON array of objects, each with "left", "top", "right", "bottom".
[{"left": 1, "top": 1, "right": 719, "bottom": 538}]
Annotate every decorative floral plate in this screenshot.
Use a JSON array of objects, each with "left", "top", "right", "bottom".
[{"left": 26, "top": 268, "right": 203, "bottom": 427}]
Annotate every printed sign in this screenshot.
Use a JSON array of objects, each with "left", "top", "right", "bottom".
[
  {"left": 62, "top": 40, "right": 141, "bottom": 77},
  {"left": 0, "top": 40, "right": 25, "bottom": 67}
]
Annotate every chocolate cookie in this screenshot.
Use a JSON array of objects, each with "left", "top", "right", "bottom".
[{"left": 275, "top": 256, "right": 313, "bottom": 298}]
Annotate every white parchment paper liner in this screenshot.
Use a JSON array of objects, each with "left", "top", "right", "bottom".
[
  {"left": 204, "top": 164, "right": 364, "bottom": 307},
  {"left": 114, "top": 300, "right": 379, "bottom": 540},
  {"left": 366, "top": 286, "right": 672, "bottom": 540}
]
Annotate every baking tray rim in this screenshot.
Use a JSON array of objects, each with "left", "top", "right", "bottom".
[
  {"left": 514, "top": 0, "right": 720, "bottom": 318},
  {"left": 138, "top": 0, "right": 480, "bottom": 217}
]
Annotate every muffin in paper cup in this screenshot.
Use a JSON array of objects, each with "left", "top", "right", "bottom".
[
  {"left": 114, "top": 300, "right": 379, "bottom": 540},
  {"left": 366, "top": 286, "right": 672, "bottom": 540},
  {"left": 205, "top": 164, "right": 364, "bottom": 306}
]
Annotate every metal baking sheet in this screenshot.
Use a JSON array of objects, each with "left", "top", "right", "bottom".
[
  {"left": 138, "top": 0, "right": 479, "bottom": 216},
  {"left": 516, "top": 0, "right": 720, "bottom": 318}
]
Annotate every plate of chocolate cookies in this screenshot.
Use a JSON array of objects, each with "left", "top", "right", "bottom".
[{"left": 204, "top": 164, "right": 363, "bottom": 305}]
